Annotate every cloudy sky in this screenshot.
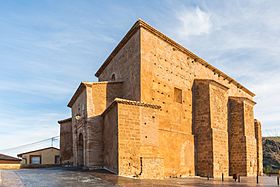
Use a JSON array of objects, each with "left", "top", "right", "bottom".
[{"left": 0, "top": 0, "right": 279, "bottom": 156}]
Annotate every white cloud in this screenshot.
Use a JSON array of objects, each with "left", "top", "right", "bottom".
[
  {"left": 170, "top": 1, "right": 280, "bottom": 136},
  {"left": 176, "top": 7, "right": 212, "bottom": 38}
]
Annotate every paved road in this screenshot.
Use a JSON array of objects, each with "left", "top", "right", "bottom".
[{"left": 0, "top": 168, "right": 279, "bottom": 187}]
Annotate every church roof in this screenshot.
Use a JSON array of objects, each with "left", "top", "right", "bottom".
[{"left": 95, "top": 19, "right": 255, "bottom": 97}]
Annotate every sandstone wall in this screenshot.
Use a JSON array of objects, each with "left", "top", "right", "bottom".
[
  {"left": 85, "top": 82, "right": 123, "bottom": 167},
  {"left": 139, "top": 27, "right": 257, "bottom": 178},
  {"left": 89, "top": 82, "right": 123, "bottom": 117},
  {"left": 116, "top": 100, "right": 163, "bottom": 179},
  {"left": 140, "top": 27, "right": 197, "bottom": 178},
  {"left": 209, "top": 83, "right": 229, "bottom": 177},
  {"left": 103, "top": 103, "right": 118, "bottom": 173},
  {"left": 228, "top": 97, "right": 257, "bottom": 176},
  {"left": 66, "top": 20, "right": 260, "bottom": 178},
  {"left": 228, "top": 97, "right": 246, "bottom": 175},
  {"left": 97, "top": 30, "right": 141, "bottom": 101},
  {"left": 193, "top": 80, "right": 228, "bottom": 178},
  {"left": 254, "top": 119, "right": 263, "bottom": 175},
  {"left": 140, "top": 27, "right": 253, "bottom": 103},
  {"left": 71, "top": 82, "right": 123, "bottom": 167},
  {"left": 244, "top": 101, "right": 257, "bottom": 176},
  {"left": 59, "top": 119, "right": 73, "bottom": 164},
  {"left": 71, "top": 88, "right": 87, "bottom": 166}
]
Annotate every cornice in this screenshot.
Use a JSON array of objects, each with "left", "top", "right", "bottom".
[{"left": 102, "top": 98, "right": 161, "bottom": 116}]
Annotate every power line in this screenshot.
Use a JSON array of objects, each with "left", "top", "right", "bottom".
[{"left": 0, "top": 136, "right": 59, "bottom": 152}]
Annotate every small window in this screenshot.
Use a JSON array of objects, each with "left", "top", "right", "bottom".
[
  {"left": 174, "top": 87, "right": 182, "bottom": 103},
  {"left": 111, "top": 74, "right": 116, "bottom": 81},
  {"left": 30, "top": 155, "right": 41, "bottom": 164}
]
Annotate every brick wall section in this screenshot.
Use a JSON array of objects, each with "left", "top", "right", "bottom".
[
  {"left": 228, "top": 97, "right": 257, "bottom": 176},
  {"left": 59, "top": 119, "right": 73, "bottom": 164},
  {"left": 254, "top": 119, "right": 263, "bottom": 175},
  {"left": 193, "top": 80, "right": 229, "bottom": 178}
]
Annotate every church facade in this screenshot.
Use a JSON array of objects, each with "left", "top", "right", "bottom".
[{"left": 58, "top": 20, "right": 263, "bottom": 179}]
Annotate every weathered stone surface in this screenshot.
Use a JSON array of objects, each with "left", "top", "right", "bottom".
[
  {"left": 228, "top": 97, "right": 257, "bottom": 176},
  {"left": 255, "top": 119, "right": 263, "bottom": 175},
  {"left": 58, "top": 118, "right": 73, "bottom": 165},
  {"left": 59, "top": 19, "right": 262, "bottom": 179},
  {"left": 193, "top": 80, "right": 229, "bottom": 178}
]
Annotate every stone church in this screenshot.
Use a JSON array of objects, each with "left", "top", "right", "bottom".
[{"left": 58, "top": 19, "right": 263, "bottom": 179}]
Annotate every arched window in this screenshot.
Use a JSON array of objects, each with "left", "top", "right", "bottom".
[{"left": 111, "top": 73, "right": 116, "bottom": 81}]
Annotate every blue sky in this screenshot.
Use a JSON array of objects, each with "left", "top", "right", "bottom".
[{"left": 0, "top": 0, "right": 279, "bottom": 156}]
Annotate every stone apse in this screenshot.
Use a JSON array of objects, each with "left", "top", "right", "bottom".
[{"left": 58, "top": 20, "right": 263, "bottom": 179}]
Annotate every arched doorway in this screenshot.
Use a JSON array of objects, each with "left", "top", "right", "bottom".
[{"left": 77, "top": 133, "right": 84, "bottom": 166}]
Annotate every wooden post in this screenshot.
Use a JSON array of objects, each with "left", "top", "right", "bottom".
[
  {"left": 222, "top": 173, "right": 224, "bottom": 182},
  {"left": 277, "top": 176, "right": 279, "bottom": 186},
  {"left": 257, "top": 174, "right": 259, "bottom": 184}
]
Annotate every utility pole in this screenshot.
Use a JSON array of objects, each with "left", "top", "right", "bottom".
[{"left": 51, "top": 137, "right": 54, "bottom": 147}]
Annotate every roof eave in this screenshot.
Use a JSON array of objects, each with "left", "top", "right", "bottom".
[
  {"left": 67, "top": 82, "right": 90, "bottom": 108},
  {"left": 58, "top": 117, "right": 72, "bottom": 124}
]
